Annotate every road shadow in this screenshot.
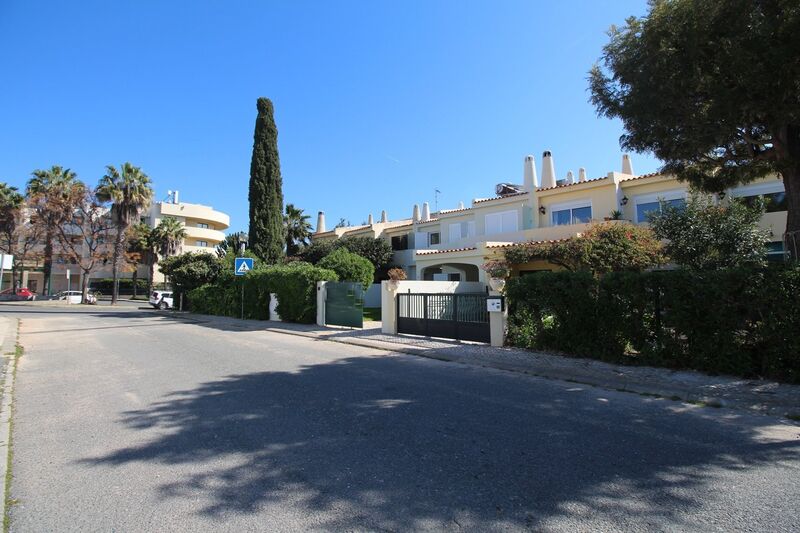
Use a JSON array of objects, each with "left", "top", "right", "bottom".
[{"left": 80, "top": 355, "right": 800, "bottom": 530}]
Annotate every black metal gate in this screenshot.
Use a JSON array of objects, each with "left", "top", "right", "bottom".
[{"left": 397, "top": 293, "right": 490, "bottom": 343}]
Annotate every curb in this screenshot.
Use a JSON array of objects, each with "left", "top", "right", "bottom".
[{"left": 0, "top": 319, "right": 19, "bottom": 531}]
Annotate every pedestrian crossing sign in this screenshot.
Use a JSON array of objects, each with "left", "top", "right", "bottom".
[{"left": 234, "top": 257, "right": 254, "bottom": 276}]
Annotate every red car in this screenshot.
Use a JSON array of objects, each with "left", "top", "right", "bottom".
[{"left": 0, "top": 287, "right": 36, "bottom": 301}]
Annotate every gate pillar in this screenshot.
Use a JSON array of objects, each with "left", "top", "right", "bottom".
[
  {"left": 316, "top": 281, "right": 328, "bottom": 327},
  {"left": 381, "top": 281, "right": 398, "bottom": 335},
  {"left": 489, "top": 289, "right": 507, "bottom": 347}
]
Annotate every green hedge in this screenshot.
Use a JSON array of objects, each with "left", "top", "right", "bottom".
[
  {"left": 506, "top": 266, "right": 800, "bottom": 383},
  {"left": 89, "top": 278, "right": 149, "bottom": 294},
  {"left": 187, "top": 262, "right": 338, "bottom": 323}
]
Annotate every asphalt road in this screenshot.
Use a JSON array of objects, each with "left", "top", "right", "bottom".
[{"left": 3, "top": 303, "right": 799, "bottom": 532}]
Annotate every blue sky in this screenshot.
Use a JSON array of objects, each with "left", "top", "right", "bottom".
[{"left": 0, "top": 0, "right": 657, "bottom": 232}]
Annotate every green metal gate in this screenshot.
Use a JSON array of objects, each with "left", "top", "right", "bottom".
[{"left": 325, "top": 282, "right": 364, "bottom": 328}]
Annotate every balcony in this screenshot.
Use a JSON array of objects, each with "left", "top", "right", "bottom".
[{"left": 184, "top": 225, "right": 226, "bottom": 244}]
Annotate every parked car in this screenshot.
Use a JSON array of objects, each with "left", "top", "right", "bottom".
[
  {"left": 54, "top": 290, "right": 96, "bottom": 304},
  {"left": 149, "top": 290, "right": 174, "bottom": 310},
  {"left": 0, "top": 287, "right": 36, "bottom": 301}
]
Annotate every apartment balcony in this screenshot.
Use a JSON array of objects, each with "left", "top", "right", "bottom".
[
  {"left": 184, "top": 226, "right": 226, "bottom": 245},
  {"left": 158, "top": 202, "right": 230, "bottom": 230}
]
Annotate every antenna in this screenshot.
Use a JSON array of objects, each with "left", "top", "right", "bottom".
[{"left": 434, "top": 188, "right": 441, "bottom": 212}]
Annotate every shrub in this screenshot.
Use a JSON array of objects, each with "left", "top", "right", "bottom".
[
  {"left": 649, "top": 193, "right": 770, "bottom": 270},
  {"left": 505, "top": 222, "right": 664, "bottom": 274},
  {"left": 187, "top": 262, "right": 338, "bottom": 324},
  {"left": 506, "top": 266, "right": 800, "bottom": 383},
  {"left": 300, "top": 236, "right": 393, "bottom": 281},
  {"left": 318, "top": 248, "right": 374, "bottom": 288},
  {"left": 89, "top": 278, "right": 149, "bottom": 294}
]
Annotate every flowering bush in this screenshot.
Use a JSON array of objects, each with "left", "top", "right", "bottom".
[
  {"left": 387, "top": 267, "right": 407, "bottom": 281},
  {"left": 482, "top": 260, "right": 510, "bottom": 278}
]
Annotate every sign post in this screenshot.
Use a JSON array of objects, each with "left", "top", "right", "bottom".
[
  {"left": 66, "top": 269, "right": 71, "bottom": 304},
  {"left": 234, "top": 257, "right": 254, "bottom": 319},
  {"left": 0, "top": 254, "right": 12, "bottom": 293}
]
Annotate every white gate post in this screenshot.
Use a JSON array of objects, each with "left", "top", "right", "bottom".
[
  {"left": 316, "top": 281, "right": 328, "bottom": 326},
  {"left": 488, "top": 289, "right": 507, "bottom": 347},
  {"left": 381, "top": 281, "right": 398, "bottom": 334}
]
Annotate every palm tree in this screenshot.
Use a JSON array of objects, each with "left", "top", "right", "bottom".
[
  {"left": 284, "top": 204, "right": 312, "bottom": 256},
  {"left": 27, "top": 166, "right": 82, "bottom": 295},
  {"left": 153, "top": 216, "right": 186, "bottom": 259},
  {"left": 97, "top": 163, "right": 154, "bottom": 304},
  {"left": 216, "top": 231, "right": 248, "bottom": 258}
]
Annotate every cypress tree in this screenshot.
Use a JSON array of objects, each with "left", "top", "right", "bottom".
[{"left": 248, "top": 97, "right": 285, "bottom": 263}]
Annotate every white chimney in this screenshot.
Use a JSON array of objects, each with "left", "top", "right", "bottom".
[
  {"left": 622, "top": 154, "right": 634, "bottom": 175},
  {"left": 566, "top": 171, "right": 574, "bottom": 185},
  {"left": 523, "top": 155, "right": 538, "bottom": 192},
  {"left": 541, "top": 151, "right": 557, "bottom": 189},
  {"left": 367, "top": 214, "right": 374, "bottom": 225},
  {"left": 578, "top": 168, "right": 587, "bottom": 183},
  {"left": 422, "top": 202, "right": 431, "bottom": 221},
  {"left": 316, "top": 211, "right": 326, "bottom": 233},
  {"left": 173, "top": 190, "right": 179, "bottom": 204},
  {"left": 458, "top": 201, "right": 465, "bottom": 209},
  {"left": 380, "top": 210, "right": 388, "bottom": 223},
  {"left": 412, "top": 204, "right": 421, "bottom": 223}
]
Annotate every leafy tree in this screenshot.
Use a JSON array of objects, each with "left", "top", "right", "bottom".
[
  {"left": 27, "top": 166, "right": 82, "bottom": 294},
  {"left": 317, "top": 248, "right": 374, "bottom": 288},
  {"left": 159, "top": 252, "right": 223, "bottom": 301},
  {"left": 649, "top": 194, "right": 770, "bottom": 270},
  {"left": 52, "top": 187, "right": 113, "bottom": 302},
  {"left": 298, "top": 236, "right": 393, "bottom": 281},
  {"left": 216, "top": 231, "right": 248, "bottom": 258},
  {"left": 0, "top": 183, "right": 26, "bottom": 289},
  {"left": 589, "top": 0, "right": 800, "bottom": 257},
  {"left": 297, "top": 239, "right": 335, "bottom": 265},
  {"left": 248, "top": 97, "right": 285, "bottom": 264},
  {"left": 504, "top": 222, "right": 665, "bottom": 274},
  {"left": 284, "top": 204, "right": 312, "bottom": 256},
  {"left": 128, "top": 223, "right": 156, "bottom": 296},
  {"left": 97, "top": 163, "right": 154, "bottom": 304}
]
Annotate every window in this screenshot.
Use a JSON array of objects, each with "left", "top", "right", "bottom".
[
  {"left": 550, "top": 201, "right": 592, "bottom": 226},
  {"left": 449, "top": 221, "right": 476, "bottom": 242},
  {"left": 636, "top": 198, "right": 686, "bottom": 223},
  {"left": 429, "top": 232, "right": 440, "bottom": 245},
  {"left": 391, "top": 234, "right": 408, "bottom": 251},
  {"left": 485, "top": 210, "right": 518, "bottom": 235},
  {"left": 196, "top": 240, "right": 208, "bottom": 247},
  {"left": 741, "top": 191, "right": 787, "bottom": 213},
  {"left": 197, "top": 223, "right": 209, "bottom": 229}
]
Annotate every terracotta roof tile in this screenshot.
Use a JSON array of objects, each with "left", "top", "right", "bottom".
[
  {"left": 473, "top": 191, "right": 529, "bottom": 204},
  {"left": 536, "top": 176, "right": 608, "bottom": 192},
  {"left": 618, "top": 172, "right": 663, "bottom": 183},
  {"left": 417, "top": 218, "right": 440, "bottom": 225},
  {"left": 416, "top": 246, "right": 478, "bottom": 256},
  {"left": 438, "top": 206, "right": 473, "bottom": 214},
  {"left": 486, "top": 238, "right": 570, "bottom": 249}
]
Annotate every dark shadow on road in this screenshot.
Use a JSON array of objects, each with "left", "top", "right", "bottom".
[{"left": 80, "top": 355, "right": 800, "bottom": 530}]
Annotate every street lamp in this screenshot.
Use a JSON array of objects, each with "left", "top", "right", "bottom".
[{"left": 238, "top": 234, "right": 247, "bottom": 257}]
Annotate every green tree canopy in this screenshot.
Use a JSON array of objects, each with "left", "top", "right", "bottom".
[
  {"left": 649, "top": 194, "right": 770, "bottom": 270},
  {"left": 159, "top": 252, "right": 224, "bottom": 298},
  {"left": 248, "top": 97, "right": 285, "bottom": 264},
  {"left": 589, "top": 0, "right": 800, "bottom": 256},
  {"left": 318, "top": 248, "right": 374, "bottom": 288}
]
